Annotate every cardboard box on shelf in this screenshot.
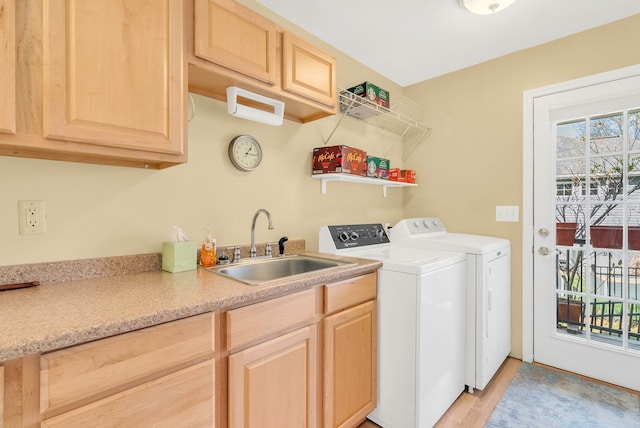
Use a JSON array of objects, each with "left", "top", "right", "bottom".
[
  {"left": 346, "top": 81, "right": 390, "bottom": 108},
  {"left": 389, "top": 169, "right": 416, "bottom": 183},
  {"left": 366, "top": 156, "right": 390, "bottom": 179},
  {"left": 312, "top": 145, "right": 367, "bottom": 176}
]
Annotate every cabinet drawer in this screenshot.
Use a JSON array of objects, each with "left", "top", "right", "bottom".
[
  {"left": 41, "top": 359, "right": 215, "bottom": 428},
  {"left": 324, "top": 273, "right": 377, "bottom": 315},
  {"left": 227, "top": 288, "right": 319, "bottom": 350},
  {"left": 41, "top": 313, "right": 215, "bottom": 416}
]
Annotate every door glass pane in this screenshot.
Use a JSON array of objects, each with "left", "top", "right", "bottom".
[
  {"left": 556, "top": 293, "right": 585, "bottom": 335},
  {"left": 590, "top": 113, "right": 623, "bottom": 155},
  {"left": 590, "top": 250, "right": 623, "bottom": 298},
  {"left": 628, "top": 302, "right": 640, "bottom": 351},
  {"left": 628, "top": 109, "right": 640, "bottom": 152},
  {"left": 557, "top": 249, "right": 585, "bottom": 293},
  {"left": 589, "top": 297, "right": 624, "bottom": 348},
  {"left": 590, "top": 156, "right": 624, "bottom": 203},
  {"left": 557, "top": 120, "right": 586, "bottom": 158}
]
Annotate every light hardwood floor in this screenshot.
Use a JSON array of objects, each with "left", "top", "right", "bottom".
[{"left": 358, "top": 357, "right": 522, "bottom": 428}]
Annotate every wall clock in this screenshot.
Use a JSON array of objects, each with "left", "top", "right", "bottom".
[{"left": 228, "top": 135, "right": 263, "bottom": 171}]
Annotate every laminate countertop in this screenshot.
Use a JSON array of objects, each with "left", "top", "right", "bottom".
[{"left": 0, "top": 252, "right": 381, "bottom": 361}]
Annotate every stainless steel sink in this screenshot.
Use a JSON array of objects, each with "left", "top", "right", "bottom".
[{"left": 208, "top": 255, "right": 353, "bottom": 285}]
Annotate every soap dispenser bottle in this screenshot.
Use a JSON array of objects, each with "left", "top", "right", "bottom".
[{"left": 199, "top": 229, "right": 217, "bottom": 267}]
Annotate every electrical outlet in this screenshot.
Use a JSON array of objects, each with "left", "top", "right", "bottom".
[{"left": 18, "top": 200, "right": 47, "bottom": 235}]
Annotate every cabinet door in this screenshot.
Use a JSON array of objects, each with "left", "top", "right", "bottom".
[
  {"left": 42, "top": 0, "right": 185, "bottom": 156},
  {"left": 0, "top": 0, "right": 15, "bottom": 135},
  {"left": 228, "top": 324, "right": 319, "bottom": 428},
  {"left": 323, "top": 300, "right": 376, "bottom": 428},
  {"left": 41, "top": 360, "right": 215, "bottom": 428},
  {"left": 194, "top": 0, "right": 277, "bottom": 85},
  {"left": 282, "top": 32, "right": 336, "bottom": 108}
]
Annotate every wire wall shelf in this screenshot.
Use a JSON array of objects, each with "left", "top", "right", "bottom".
[{"left": 325, "top": 90, "right": 431, "bottom": 161}]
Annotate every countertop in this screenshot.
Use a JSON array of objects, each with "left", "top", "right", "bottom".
[{"left": 0, "top": 252, "right": 381, "bottom": 362}]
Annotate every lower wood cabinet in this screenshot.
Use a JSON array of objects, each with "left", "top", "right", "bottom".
[
  {"left": 323, "top": 273, "right": 377, "bottom": 428},
  {"left": 323, "top": 301, "right": 376, "bottom": 428},
  {"left": 228, "top": 324, "right": 319, "bottom": 428},
  {"left": 224, "top": 273, "right": 377, "bottom": 428}
]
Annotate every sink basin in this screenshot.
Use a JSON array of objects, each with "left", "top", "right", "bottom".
[{"left": 208, "top": 255, "right": 353, "bottom": 285}]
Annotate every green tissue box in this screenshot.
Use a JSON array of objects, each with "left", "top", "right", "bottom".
[{"left": 162, "top": 241, "right": 197, "bottom": 273}]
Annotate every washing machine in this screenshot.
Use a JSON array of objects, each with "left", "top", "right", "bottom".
[
  {"left": 319, "top": 223, "right": 467, "bottom": 428},
  {"left": 391, "top": 218, "right": 511, "bottom": 392}
]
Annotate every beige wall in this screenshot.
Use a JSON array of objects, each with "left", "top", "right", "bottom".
[
  {"left": 405, "top": 14, "right": 640, "bottom": 358},
  {"left": 0, "top": 3, "right": 405, "bottom": 266}
]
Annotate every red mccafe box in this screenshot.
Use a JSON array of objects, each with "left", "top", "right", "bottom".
[
  {"left": 312, "top": 145, "right": 367, "bottom": 176},
  {"left": 389, "top": 168, "right": 416, "bottom": 183}
]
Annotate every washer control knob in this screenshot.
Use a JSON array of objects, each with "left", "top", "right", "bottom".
[
  {"left": 338, "top": 232, "right": 350, "bottom": 242},
  {"left": 350, "top": 231, "right": 360, "bottom": 240}
]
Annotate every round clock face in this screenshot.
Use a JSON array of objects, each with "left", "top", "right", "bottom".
[{"left": 228, "top": 135, "right": 262, "bottom": 171}]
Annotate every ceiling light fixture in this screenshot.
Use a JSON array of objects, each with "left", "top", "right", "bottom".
[{"left": 459, "top": 0, "right": 516, "bottom": 15}]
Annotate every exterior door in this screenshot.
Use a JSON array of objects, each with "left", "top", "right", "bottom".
[{"left": 533, "top": 72, "right": 640, "bottom": 390}]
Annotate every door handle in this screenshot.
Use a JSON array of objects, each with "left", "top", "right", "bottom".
[{"left": 538, "top": 247, "right": 550, "bottom": 256}]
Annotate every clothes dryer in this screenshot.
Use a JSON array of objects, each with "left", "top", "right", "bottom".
[
  {"left": 319, "top": 224, "right": 466, "bottom": 427},
  {"left": 391, "top": 218, "right": 511, "bottom": 392}
]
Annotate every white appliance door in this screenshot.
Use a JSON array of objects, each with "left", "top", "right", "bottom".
[
  {"left": 417, "top": 261, "right": 466, "bottom": 428},
  {"left": 477, "top": 251, "right": 511, "bottom": 389}
]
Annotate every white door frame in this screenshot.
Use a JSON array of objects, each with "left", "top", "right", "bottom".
[{"left": 522, "top": 64, "right": 640, "bottom": 363}]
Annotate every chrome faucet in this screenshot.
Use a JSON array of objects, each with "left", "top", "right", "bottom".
[{"left": 250, "top": 209, "right": 274, "bottom": 257}]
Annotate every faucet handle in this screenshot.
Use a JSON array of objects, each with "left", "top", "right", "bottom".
[
  {"left": 233, "top": 246, "right": 241, "bottom": 263},
  {"left": 278, "top": 236, "right": 289, "bottom": 256},
  {"left": 265, "top": 242, "right": 272, "bottom": 257}
]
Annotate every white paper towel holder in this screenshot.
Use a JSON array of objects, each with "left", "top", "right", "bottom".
[{"left": 226, "top": 86, "right": 285, "bottom": 126}]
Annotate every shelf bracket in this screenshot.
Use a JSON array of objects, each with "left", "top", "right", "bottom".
[
  {"left": 402, "top": 128, "right": 432, "bottom": 161},
  {"left": 324, "top": 94, "right": 357, "bottom": 145}
]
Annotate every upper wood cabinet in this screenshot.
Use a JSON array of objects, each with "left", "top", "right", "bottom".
[
  {"left": 0, "top": 0, "right": 186, "bottom": 169},
  {"left": 282, "top": 32, "right": 336, "bottom": 109},
  {"left": 42, "top": 0, "right": 186, "bottom": 162},
  {"left": 188, "top": 0, "right": 337, "bottom": 123},
  {"left": 194, "top": 0, "right": 277, "bottom": 85},
  {"left": 0, "top": 0, "right": 16, "bottom": 135}
]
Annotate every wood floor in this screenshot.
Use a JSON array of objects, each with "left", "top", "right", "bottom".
[{"left": 358, "top": 357, "right": 522, "bottom": 428}]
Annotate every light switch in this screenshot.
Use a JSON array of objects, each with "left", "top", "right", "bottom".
[{"left": 496, "top": 205, "right": 519, "bottom": 222}]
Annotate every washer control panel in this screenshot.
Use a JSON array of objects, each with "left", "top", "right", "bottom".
[{"left": 324, "top": 223, "right": 390, "bottom": 250}]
